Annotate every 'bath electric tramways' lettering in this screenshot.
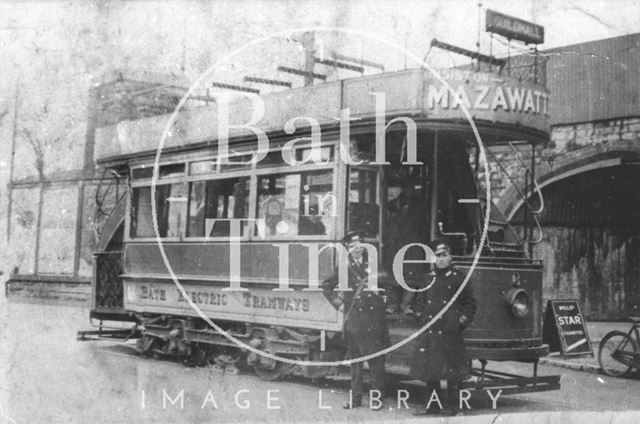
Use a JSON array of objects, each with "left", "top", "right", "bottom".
[
  {"left": 139, "top": 285, "right": 311, "bottom": 313},
  {"left": 242, "top": 293, "right": 310, "bottom": 312},
  {"left": 177, "top": 289, "right": 228, "bottom": 306},
  {"left": 141, "top": 285, "right": 166, "bottom": 301}
]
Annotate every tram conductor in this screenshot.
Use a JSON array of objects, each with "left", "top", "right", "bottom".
[
  {"left": 410, "top": 240, "right": 476, "bottom": 416},
  {"left": 322, "top": 231, "right": 390, "bottom": 410}
]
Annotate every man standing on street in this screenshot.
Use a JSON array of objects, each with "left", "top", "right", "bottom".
[
  {"left": 322, "top": 231, "right": 390, "bottom": 410},
  {"left": 410, "top": 240, "right": 476, "bottom": 416}
]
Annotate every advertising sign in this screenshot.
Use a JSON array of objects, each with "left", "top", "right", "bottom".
[
  {"left": 486, "top": 9, "right": 545, "bottom": 44},
  {"left": 543, "top": 300, "right": 593, "bottom": 357}
]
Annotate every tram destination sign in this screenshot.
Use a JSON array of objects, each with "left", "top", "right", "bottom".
[
  {"left": 543, "top": 300, "right": 593, "bottom": 357},
  {"left": 486, "top": 9, "right": 544, "bottom": 45}
]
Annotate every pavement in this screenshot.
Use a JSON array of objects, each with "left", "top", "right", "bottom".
[{"left": 538, "top": 321, "right": 632, "bottom": 374}]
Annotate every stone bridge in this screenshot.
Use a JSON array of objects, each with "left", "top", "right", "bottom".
[{"left": 492, "top": 118, "right": 640, "bottom": 320}]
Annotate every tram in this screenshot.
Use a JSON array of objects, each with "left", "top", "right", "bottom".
[{"left": 79, "top": 63, "right": 560, "bottom": 394}]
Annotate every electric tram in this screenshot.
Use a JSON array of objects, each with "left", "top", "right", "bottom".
[{"left": 79, "top": 60, "right": 560, "bottom": 394}]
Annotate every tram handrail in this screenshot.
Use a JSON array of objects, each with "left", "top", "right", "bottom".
[
  {"left": 438, "top": 221, "right": 468, "bottom": 242},
  {"left": 483, "top": 145, "right": 545, "bottom": 248},
  {"left": 508, "top": 142, "right": 545, "bottom": 215},
  {"left": 93, "top": 167, "right": 127, "bottom": 240},
  {"left": 531, "top": 213, "right": 544, "bottom": 244},
  {"left": 485, "top": 147, "right": 540, "bottom": 218}
]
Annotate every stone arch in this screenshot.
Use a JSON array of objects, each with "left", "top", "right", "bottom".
[
  {"left": 499, "top": 142, "right": 640, "bottom": 320},
  {"left": 501, "top": 142, "right": 640, "bottom": 221}
]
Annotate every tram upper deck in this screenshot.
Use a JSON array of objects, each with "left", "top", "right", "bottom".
[{"left": 94, "top": 67, "right": 549, "bottom": 166}]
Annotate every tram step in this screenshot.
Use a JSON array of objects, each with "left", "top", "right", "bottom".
[{"left": 485, "top": 243, "right": 525, "bottom": 258}]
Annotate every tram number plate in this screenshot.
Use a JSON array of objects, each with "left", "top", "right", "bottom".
[{"left": 543, "top": 299, "right": 593, "bottom": 357}]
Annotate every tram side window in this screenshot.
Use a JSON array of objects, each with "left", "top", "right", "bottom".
[
  {"left": 130, "top": 183, "right": 188, "bottom": 238},
  {"left": 187, "top": 177, "right": 250, "bottom": 237},
  {"left": 347, "top": 169, "right": 379, "bottom": 237},
  {"left": 257, "top": 170, "right": 334, "bottom": 238}
]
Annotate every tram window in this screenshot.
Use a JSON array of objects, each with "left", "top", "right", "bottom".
[
  {"left": 220, "top": 154, "right": 253, "bottom": 171},
  {"left": 187, "top": 177, "right": 249, "bottom": 237},
  {"left": 257, "top": 170, "right": 334, "bottom": 238},
  {"left": 348, "top": 169, "right": 379, "bottom": 237},
  {"left": 189, "top": 160, "right": 216, "bottom": 176},
  {"left": 159, "top": 164, "right": 185, "bottom": 179},
  {"left": 132, "top": 167, "right": 153, "bottom": 180},
  {"left": 258, "top": 150, "right": 287, "bottom": 168},
  {"left": 130, "top": 187, "right": 154, "bottom": 238},
  {"left": 130, "top": 183, "right": 187, "bottom": 238},
  {"left": 132, "top": 163, "right": 185, "bottom": 181},
  {"left": 296, "top": 146, "right": 334, "bottom": 163}
]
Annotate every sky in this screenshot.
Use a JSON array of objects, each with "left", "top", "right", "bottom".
[{"left": 176, "top": 0, "right": 640, "bottom": 85}]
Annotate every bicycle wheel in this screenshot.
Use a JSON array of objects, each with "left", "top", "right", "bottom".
[{"left": 598, "top": 330, "right": 638, "bottom": 377}]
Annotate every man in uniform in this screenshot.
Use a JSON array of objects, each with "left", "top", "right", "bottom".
[
  {"left": 410, "top": 240, "right": 476, "bottom": 416},
  {"left": 322, "top": 231, "right": 390, "bottom": 410}
]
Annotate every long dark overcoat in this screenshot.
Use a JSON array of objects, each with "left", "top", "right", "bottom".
[
  {"left": 409, "top": 266, "right": 476, "bottom": 381},
  {"left": 322, "top": 256, "right": 390, "bottom": 357}
]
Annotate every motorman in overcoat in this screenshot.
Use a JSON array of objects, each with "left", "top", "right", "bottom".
[
  {"left": 322, "top": 231, "right": 390, "bottom": 410},
  {"left": 410, "top": 240, "right": 476, "bottom": 416}
]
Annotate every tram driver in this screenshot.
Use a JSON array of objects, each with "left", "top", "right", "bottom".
[{"left": 410, "top": 239, "right": 476, "bottom": 416}]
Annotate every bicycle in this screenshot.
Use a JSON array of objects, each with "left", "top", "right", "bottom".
[{"left": 598, "top": 316, "right": 640, "bottom": 377}]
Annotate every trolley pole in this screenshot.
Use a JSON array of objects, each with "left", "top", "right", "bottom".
[
  {"left": 301, "top": 32, "right": 315, "bottom": 87},
  {"left": 529, "top": 143, "right": 536, "bottom": 258},
  {"left": 429, "top": 130, "right": 439, "bottom": 240}
]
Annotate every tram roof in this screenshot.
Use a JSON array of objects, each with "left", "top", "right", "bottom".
[{"left": 95, "top": 67, "right": 550, "bottom": 165}]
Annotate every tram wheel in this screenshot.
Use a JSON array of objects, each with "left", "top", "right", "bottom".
[
  {"left": 137, "top": 334, "right": 158, "bottom": 355},
  {"left": 254, "top": 362, "right": 288, "bottom": 381},
  {"left": 185, "top": 344, "right": 208, "bottom": 367}
]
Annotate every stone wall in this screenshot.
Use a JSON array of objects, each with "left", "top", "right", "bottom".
[
  {"left": 533, "top": 227, "right": 640, "bottom": 320},
  {"left": 490, "top": 117, "right": 640, "bottom": 320}
]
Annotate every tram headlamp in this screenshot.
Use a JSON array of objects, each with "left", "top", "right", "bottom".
[{"left": 504, "top": 288, "right": 530, "bottom": 318}]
